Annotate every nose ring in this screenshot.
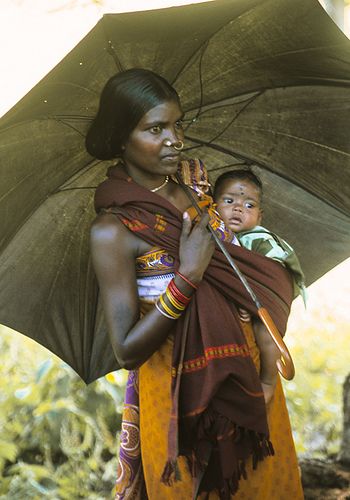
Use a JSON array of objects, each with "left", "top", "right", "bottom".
[
  {"left": 164, "top": 139, "right": 184, "bottom": 151},
  {"left": 173, "top": 140, "right": 184, "bottom": 151}
]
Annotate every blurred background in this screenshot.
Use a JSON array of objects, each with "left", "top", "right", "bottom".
[{"left": 0, "top": 0, "right": 349, "bottom": 497}]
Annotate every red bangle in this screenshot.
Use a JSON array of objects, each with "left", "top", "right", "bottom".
[
  {"left": 176, "top": 271, "right": 198, "bottom": 290},
  {"left": 168, "top": 279, "right": 191, "bottom": 305}
]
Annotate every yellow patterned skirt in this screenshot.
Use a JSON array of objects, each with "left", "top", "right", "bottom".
[{"left": 138, "top": 321, "right": 304, "bottom": 499}]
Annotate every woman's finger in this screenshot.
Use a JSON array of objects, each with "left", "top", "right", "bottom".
[
  {"left": 180, "top": 211, "right": 192, "bottom": 240},
  {"left": 197, "top": 212, "right": 210, "bottom": 229}
]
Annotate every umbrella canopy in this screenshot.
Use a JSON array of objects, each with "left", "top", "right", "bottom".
[{"left": 1, "top": 0, "right": 349, "bottom": 383}]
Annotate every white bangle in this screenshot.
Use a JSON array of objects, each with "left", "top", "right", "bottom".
[{"left": 155, "top": 300, "right": 176, "bottom": 320}]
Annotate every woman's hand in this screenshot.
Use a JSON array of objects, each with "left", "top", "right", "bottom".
[
  {"left": 238, "top": 308, "right": 251, "bottom": 323},
  {"left": 178, "top": 211, "right": 215, "bottom": 284}
]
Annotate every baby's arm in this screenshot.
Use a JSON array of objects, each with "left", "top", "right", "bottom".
[{"left": 253, "top": 318, "right": 280, "bottom": 405}]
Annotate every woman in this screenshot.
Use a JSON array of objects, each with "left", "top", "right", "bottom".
[{"left": 86, "top": 69, "right": 303, "bottom": 499}]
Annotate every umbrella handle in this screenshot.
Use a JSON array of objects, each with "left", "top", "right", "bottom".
[{"left": 257, "top": 307, "right": 295, "bottom": 380}]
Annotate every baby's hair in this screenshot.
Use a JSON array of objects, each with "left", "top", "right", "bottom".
[{"left": 213, "top": 168, "right": 263, "bottom": 202}]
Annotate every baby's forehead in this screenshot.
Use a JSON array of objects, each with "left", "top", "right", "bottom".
[{"left": 218, "top": 178, "right": 261, "bottom": 197}]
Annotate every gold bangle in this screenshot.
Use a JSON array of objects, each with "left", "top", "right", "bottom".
[
  {"left": 159, "top": 294, "right": 182, "bottom": 319},
  {"left": 165, "top": 287, "right": 186, "bottom": 311}
]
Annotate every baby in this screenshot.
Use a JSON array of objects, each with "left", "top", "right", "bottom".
[{"left": 213, "top": 169, "right": 306, "bottom": 404}]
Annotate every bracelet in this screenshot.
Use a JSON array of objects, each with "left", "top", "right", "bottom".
[
  {"left": 155, "top": 278, "right": 193, "bottom": 321},
  {"left": 176, "top": 271, "right": 198, "bottom": 290},
  {"left": 159, "top": 294, "right": 182, "bottom": 319},
  {"left": 168, "top": 279, "right": 191, "bottom": 304},
  {"left": 155, "top": 300, "right": 176, "bottom": 320},
  {"left": 165, "top": 286, "right": 186, "bottom": 311}
]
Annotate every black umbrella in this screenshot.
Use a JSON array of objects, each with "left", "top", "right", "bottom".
[{"left": 1, "top": 0, "right": 349, "bottom": 383}]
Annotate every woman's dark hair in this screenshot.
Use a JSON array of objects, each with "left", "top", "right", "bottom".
[
  {"left": 85, "top": 68, "right": 181, "bottom": 160},
  {"left": 213, "top": 169, "right": 263, "bottom": 201}
]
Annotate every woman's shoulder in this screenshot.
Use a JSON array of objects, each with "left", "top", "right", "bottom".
[{"left": 90, "top": 212, "right": 128, "bottom": 244}]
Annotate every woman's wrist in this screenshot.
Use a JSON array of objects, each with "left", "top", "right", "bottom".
[
  {"left": 177, "top": 267, "right": 203, "bottom": 287},
  {"left": 155, "top": 277, "right": 193, "bottom": 321}
]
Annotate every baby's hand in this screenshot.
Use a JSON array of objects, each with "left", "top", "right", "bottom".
[
  {"left": 260, "top": 380, "right": 276, "bottom": 406},
  {"left": 238, "top": 307, "right": 251, "bottom": 323}
]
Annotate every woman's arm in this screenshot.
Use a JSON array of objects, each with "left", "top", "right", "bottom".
[{"left": 90, "top": 212, "right": 215, "bottom": 369}]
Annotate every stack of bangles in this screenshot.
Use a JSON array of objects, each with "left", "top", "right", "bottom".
[{"left": 155, "top": 271, "right": 198, "bottom": 320}]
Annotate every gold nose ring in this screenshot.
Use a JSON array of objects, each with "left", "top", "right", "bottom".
[
  {"left": 164, "top": 140, "right": 184, "bottom": 151},
  {"left": 173, "top": 140, "right": 184, "bottom": 151}
]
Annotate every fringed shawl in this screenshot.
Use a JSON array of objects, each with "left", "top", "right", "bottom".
[{"left": 94, "top": 163, "right": 294, "bottom": 499}]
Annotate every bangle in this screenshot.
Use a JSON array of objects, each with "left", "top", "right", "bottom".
[
  {"left": 176, "top": 271, "right": 198, "bottom": 290},
  {"left": 155, "top": 300, "right": 176, "bottom": 320},
  {"left": 159, "top": 295, "right": 182, "bottom": 319},
  {"left": 165, "top": 286, "right": 186, "bottom": 311},
  {"left": 168, "top": 279, "right": 191, "bottom": 304}
]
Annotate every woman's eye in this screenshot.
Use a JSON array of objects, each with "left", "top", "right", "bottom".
[
  {"left": 150, "top": 125, "right": 162, "bottom": 134},
  {"left": 175, "top": 120, "right": 183, "bottom": 130}
]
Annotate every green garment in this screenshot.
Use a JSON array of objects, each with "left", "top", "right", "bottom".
[{"left": 237, "top": 226, "right": 307, "bottom": 305}]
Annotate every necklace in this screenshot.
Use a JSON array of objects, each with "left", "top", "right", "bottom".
[{"left": 150, "top": 175, "right": 169, "bottom": 193}]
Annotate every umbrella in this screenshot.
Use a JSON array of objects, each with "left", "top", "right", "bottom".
[{"left": 0, "top": 0, "right": 349, "bottom": 383}]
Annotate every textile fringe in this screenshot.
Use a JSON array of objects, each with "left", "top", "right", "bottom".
[
  {"left": 161, "top": 459, "right": 181, "bottom": 486},
  {"left": 191, "top": 407, "right": 275, "bottom": 499}
]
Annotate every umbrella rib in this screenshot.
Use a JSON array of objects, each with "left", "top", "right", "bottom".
[
  {"left": 182, "top": 43, "right": 208, "bottom": 131},
  {"left": 0, "top": 115, "right": 92, "bottom": 134},
  {"left": 53, "top": 158, "right": 103, "bottom": 192},
  {"left": 101, "top": 19, "right": 126, "bottom": 72},
  {"left": 36, "top": 208, "right": 90, "bottom": 374},
  {"left": 184, "top": 135, "right": 350, "bottom": 217},
  {"left": 231, "top": 125, "right": 350, "bottom": 158},
  {"left": 185, "top": 91, "right": 263, "bottom": 142},
  {"left": 40, "top": 81, "right": 100, "bottom": 96},
  {"left": 170, "top": 1, "right": 348, "bottom": 92},
  {"left": 171, "top": 1, "right": 265, "bottom": 88},
  {"left": 184, "top": 91, "right": 261, "bottom": 117},
  {"left": 211, "top": 43, "right": 350, "bottom": 81}
]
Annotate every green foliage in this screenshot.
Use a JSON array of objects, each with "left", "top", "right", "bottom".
[
  {"left": 0, "top": 328, "right": 127, "bottom": 499},
  {"left": 283, "top": 304, "right": 349, "bottom": 459}
]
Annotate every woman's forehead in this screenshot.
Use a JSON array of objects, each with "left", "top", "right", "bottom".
[{"left": 139, "top": 101, "right": 183, "bottom": 124}]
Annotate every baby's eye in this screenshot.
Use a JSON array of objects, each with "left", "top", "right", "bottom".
[
  {"left": 245, "top": 202, "right": 255, "bottom": 209},
  {"left": 223, "top": 198, "right": 233, "bottom": 204},
  {"left": 150, "top": 125, "right": 162, "bottom": 134}
]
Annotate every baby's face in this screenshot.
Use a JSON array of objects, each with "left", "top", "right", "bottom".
[{"left": 215, "top": 179, "right": 262, "bottom": 233}]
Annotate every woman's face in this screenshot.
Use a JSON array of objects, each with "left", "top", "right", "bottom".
[{"left": 122, "top": 100, "right": 184, "bottom": 185}]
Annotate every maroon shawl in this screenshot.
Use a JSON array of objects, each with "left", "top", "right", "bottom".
[{"left": 94, "top": 165, "right": 293, "bottom": 498}]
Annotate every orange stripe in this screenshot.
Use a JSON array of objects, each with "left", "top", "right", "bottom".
[{"left": 180, "top": 344, "right": 250, "bottom": 374}]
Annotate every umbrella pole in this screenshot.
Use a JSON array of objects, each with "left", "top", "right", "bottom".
[{"left": 176, "top": 173, "right": 295, "bottom": 380}]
